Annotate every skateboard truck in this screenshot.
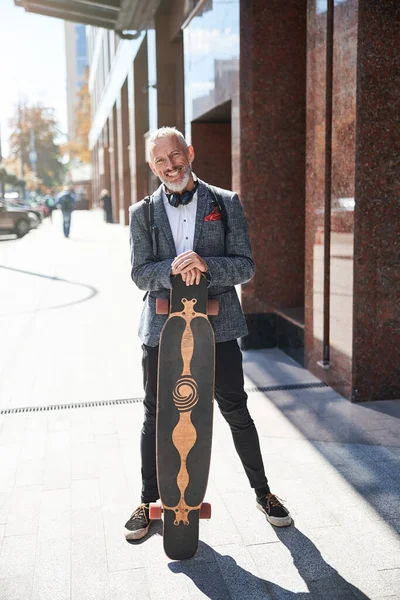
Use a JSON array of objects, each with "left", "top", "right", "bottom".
[
  {"left": 156, "top": 297, "right": 219, "bottom": 315},
  {"left": 149, "top": 502, "right": 211, "bottom": 521}
]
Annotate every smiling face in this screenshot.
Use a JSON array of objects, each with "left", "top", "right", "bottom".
[{"left": 149, "top": 134, "right": 195, "bottom": 192}]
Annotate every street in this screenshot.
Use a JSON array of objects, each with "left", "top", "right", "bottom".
[{"left": 0, "top": 210, "right": 399, "bottom": 600}]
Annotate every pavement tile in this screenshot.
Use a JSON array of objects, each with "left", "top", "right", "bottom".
[
  {"left": 5, "top": 485, "right": 41, "bottom": 536},
  {"left": 168, "top": 557, "right": 232, "bottom": 599},
  {"left": 0, "top": 445, "right": 19, "bottom": 488},
  {"left": 103, "top": 508, "right": 144, "bottom": 571},
  {"left": 71, "top": 478, "right": 101, "bottom": 510},
  {"left": 243, "top": 348, "right": 320, "bottom": 387},
  {"left": 0, "top": 574, "right": 34, "bottom": 600},
  {"left": 38, "top": 488, "right": 71, "bottom": 541},
  {"left": 72, "top": 506, "right": 104, "bottom": 539},
  {"left": 31, "top": 537, "right": 71, "bottom": 600},
  {"left": 107, "top": 568, "right": 151, "bottom": 600},
  {"left": 196, "top": 485, "right": 242, "bottom": 547},
  {"left": 0, "top": 523, "right": 5, "bottom": 553},
  {"left": 0, "top": 534, "right": 37, "bottom": 578},
  {"left": 307, "top": 577, "right": 361, "bottom": 599},
  {"left": 71, "top": 533, "right": 108, "bottom": 600},
  {"left": 15, "top": 458, "right": 44, "bottom": 487},
  {"left": 98, "top": 466, "right": 132, "bottom": 511},
  {"left": 71, "top": 442, "right": 99, "bottom": 480},
  {"left": 0, "top": 487, "right": 13, "bottom": 525},
  {"left": 70, "top": 418, "right": 95, "bottom": 444},
  {"left": 223, "top": 490, "right": 280, "bottom": 545},
  {"left": 213, "top": 543, "right": 272, "bottom": 599},
  {"left": 310, "top": 526, "right": 396, "bottom": 597},
  {"left": 378, "top": 569, "right": 400, "bottom": 594},
  {"left": 19, "top": 431, "right": 46, "bottom": 461},
  {"left": 248, "top": 540, "right": 310, "bottom": 596},
  {"left": 42, "top": 450, "right": 71, "bottom": 490}
]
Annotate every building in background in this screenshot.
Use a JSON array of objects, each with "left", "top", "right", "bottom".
[
  {"left": 64, "top": 22, "right": 88, "bottom": 139},
  {"left": 16, "top": 0, "right": 400, "bottom": 404}
]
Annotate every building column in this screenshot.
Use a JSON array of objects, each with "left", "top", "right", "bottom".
[
  {"left": 133, "top": 36, "right": 150, "bottom": 202},
  {"left": 155, "top": 0, "right": 185, "bottom": 132},
  {"left": 110, "top": 104, "right": 120, "bottom": 223},
  {"left": 240, "top": 0, "right": 307, "bottom": 349},
  {"left": 352, "top": 0, "right": 400, "bottom": 401},
  {"left": 117, "top": 78, "right": 131, "bottom": 225},
  {"left": 103, "top": 121, "right": 111, "bottom": 197}
]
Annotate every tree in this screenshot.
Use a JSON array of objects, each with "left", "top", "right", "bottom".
[
  {"left": 8, "top": 101, "right": 65, "bottom": 190},
  {"left": 62, "top": 66, "right": 91, "bottom": 164}
]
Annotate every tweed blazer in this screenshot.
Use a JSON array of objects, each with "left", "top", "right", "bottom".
[{"left": 129, "top": 178, "right": 255, "bottom": 347}]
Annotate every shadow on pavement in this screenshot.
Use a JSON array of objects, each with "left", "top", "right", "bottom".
[
  {"left": 0, "top": 263, "right": 98, "bottom": 314},
  {"left": 169, "top": 530, "right": 370, "bottom": 599}
]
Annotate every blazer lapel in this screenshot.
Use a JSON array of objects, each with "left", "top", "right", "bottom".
[
  {"left": 193, "top": 179, "right": 211, "bottom": 251},
  {"left": 152, "top": 185, "right": 177, "bottom": 256}
]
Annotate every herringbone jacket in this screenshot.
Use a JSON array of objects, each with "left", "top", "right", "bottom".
[{"left": 129, "top": 178, "right": 255, "bottom": 347}]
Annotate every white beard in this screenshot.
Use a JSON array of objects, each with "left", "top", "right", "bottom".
[{"left": 161, "top": 164, "right": 191, "bottom": 192}]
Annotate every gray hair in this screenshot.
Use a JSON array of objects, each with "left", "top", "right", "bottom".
[{"left": 147, "top": 127, "right": 188, "bottom": 160}]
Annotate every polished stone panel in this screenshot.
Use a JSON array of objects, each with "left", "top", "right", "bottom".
[
  {"left": 191, "top": 122, "right": 231, "bottom": 190},
  {"left": 305, "top": 0, "right": 328, "bottom": 378},
  {"left": 305, "top": 0, "right": 358, "bottom": 399},
  {"left": 352, "top": 0, "right": 400, "bottom": 401},
  {"left": 240, "top": 0, "right": 307, "bottom": 349},
  {"left": 329, "top": 0, "right": 358, "bottom": 397}
]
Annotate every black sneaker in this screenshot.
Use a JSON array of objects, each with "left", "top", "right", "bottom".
[
  {"left": 124, "top": 503, "right": 151, "bottom": 540},
  {"left": 256, "top": 493, "right": 292, "bottom": 527}
]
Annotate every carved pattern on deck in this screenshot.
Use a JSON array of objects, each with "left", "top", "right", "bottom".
[{"left": 163, "top": 298, "right": 207, "bottom": 526}]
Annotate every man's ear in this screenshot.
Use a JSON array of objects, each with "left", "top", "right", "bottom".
[{"left": 188, "top": 145, "right": 195, "bottom": 163}]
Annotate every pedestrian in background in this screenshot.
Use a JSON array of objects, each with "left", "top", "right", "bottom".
[
  {"left": 100, "top": 189, "right": 113, "bottom": 223},
  {"left": 56, "top": 186, "right": 76, "bottom": 238},
  {"left": 44, "top": 191, "right": 56, "bottom": 223}
]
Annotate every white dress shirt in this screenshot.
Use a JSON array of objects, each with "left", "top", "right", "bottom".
[{"left": 162, "top": 187, "right": 198, "bottom": 255}]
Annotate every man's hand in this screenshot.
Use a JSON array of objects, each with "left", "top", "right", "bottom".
[
  {"left": 171, "top": 250, "right": 208, "bottom": 276},
  {"left": 181, "top": 267, "right": 202, "bottom": 286}
]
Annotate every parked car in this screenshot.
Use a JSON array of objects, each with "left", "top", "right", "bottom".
[{"left": 0, "top": 201, "right": 33, "bottom": 238}]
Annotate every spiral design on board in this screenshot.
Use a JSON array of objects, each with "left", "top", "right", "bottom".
[{"left": 173, "top": 377, "right": 198, "bottom": 412}]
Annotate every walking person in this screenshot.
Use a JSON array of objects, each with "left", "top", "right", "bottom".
[
  {"left": 100, "top": 189, "right": 113, "bottom": 223},
  {"left": 125, "top": 127, "right": 292, "bottom": 541},
  {"left": 56, "top": 186, "right": 76, "bottom": 238},
  {"left": 44, "top": 191, "right": 56, "bottom": 223}
]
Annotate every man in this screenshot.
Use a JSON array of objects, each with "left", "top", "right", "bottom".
[
  {"left": 126, "top": 127, "right": 291, "bottom": 541},
  {"left": 56, "top": 186, "right": 76, "bottom": 238}
]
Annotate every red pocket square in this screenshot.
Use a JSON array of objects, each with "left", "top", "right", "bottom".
[{"left": 204, "top": 207, "right": 222, "bottom": 222}]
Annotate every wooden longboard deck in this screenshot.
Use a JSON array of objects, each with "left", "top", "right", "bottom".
[{"left": 156, "top": 275, "right": 214, "bottom": 560}]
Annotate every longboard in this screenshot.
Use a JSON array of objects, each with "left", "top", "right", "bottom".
[{"left": 150, "top": 275, "right": 215, "bottom": 560}]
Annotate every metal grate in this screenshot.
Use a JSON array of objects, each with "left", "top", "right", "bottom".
[
  {"left": 246, "top": 382, "right": 327, "bottom": 394},
  {"left": 0, "top": 382, "right": 327, "bottom": 415}
]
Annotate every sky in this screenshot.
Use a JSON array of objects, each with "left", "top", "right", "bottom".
[{"left": 0, "top": 0, "right": 67, "bottom": 156}]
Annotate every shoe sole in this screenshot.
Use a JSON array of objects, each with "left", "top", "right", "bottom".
[
  {"left": 125, "top": 522, "right": 151, "bottom": 541},
  {"left": 256, "top": 502, "right": 292, "bottom": 527}
]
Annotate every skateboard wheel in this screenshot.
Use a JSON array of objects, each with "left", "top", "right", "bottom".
[
  {"left": 200, "top": 502, "right": 211, "bottom": 519},
  {"left": 156, "top": 298, "right": 169, "bottom": 315},
  {"left": 207, "top": 300, "right": 219, "bottom": 316},
  {"left": 149, "top": 503, "right": 162, "bottom": 520}
]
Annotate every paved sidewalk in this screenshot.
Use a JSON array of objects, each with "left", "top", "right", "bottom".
[{"left": 0, "top": 211, "right": 399, "bottom": 600}]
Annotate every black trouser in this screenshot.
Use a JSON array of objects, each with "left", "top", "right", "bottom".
[{"left": 140, "top": 339, "right": 269, "bottom": 503}]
